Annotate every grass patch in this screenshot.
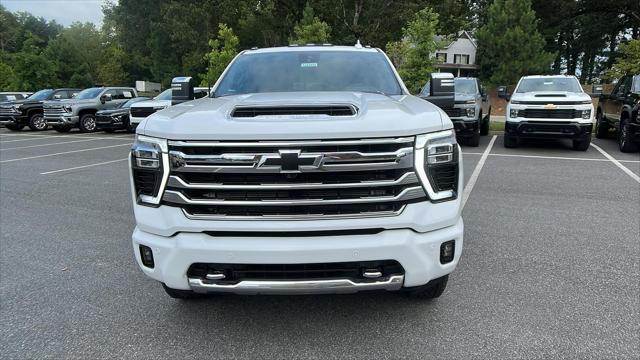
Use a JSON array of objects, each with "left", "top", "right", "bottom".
[{"left": 489, "top": 121, "right": 504, "bottom": 132}]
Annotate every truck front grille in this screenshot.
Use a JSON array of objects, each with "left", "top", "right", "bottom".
[
  {"left": 0, "top": 107, "right": 16, "bottom": 116},
  {"left": 43, "top": 107, "right": 66, "bottom": 117},
  {"left": 162, "top": 137, "right": 426, "bottom": 219},
  {"left": 130, "top": 107, "right": 158, "bottom": 118},
  {"left": 444, "top": 108, "right": 463, "bottom": 117},
  {"left": 517, "top": 109, "right": 580, "bottom": 119}
]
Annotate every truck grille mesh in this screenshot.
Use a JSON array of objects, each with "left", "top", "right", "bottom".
[{"left": 162, "top": 137, "right": 426, "bottom": 219}]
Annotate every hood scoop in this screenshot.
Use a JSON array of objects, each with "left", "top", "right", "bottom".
[
  {"left": 534, "top": 94, "right": 566, "bottom": 97},
  {"left": 231, "top": 105, "right": 357, "bottom": 118}
]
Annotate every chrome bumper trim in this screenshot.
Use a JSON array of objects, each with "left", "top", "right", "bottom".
[{"left": 188, "top": 275, "right": 404, "bottom": 294}]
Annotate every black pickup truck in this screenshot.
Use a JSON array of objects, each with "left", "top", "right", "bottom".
[
  {"left": 595, "top": 74, "right": 640, "bottom": 152},
  {"left": 0, "top": 88, "right": 80, "bottom": 131}
]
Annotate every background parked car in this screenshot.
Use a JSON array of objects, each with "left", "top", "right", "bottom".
[
  {"left": 129, "top": 87, "right": 208, "bottom": 130},
  {"left": 43, "top": 86, "right": 138, "bottom": 133},
  {"left": 0, "top": 88, "right": 80, "bottom": 131},
  {"left": 95, "top": 96, "right": 150, "bottom": 133},
  {"left": 420, "top": 77, "right": 490, "bottom": 146},
  {"left": 595, "top": 74, "right": 640, "bottom": 152}
]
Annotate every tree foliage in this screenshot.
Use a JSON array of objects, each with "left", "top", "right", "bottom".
[
  {"left": 609, "top": 40, "right": 640, "bottom": 79},
  {"left": 387, "top": 7, "right": 441, "bottom": 93},
  {"left": 290, "top": 2, "right": 331, "bottom": 45},
  {"left": 200, "top": 24, "right": 239, "bottom": 87},
  {"left": 476, "top": 0, "right": 554, "bottom": 86}
]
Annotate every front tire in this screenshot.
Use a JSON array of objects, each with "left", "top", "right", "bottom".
[
  {"left": 467, "top": 128, "right": 480, "bottom": 147},
  {"left": 78, "top": 114, "right": 97, "bottom": 133},
  {"left": 573, "top": 138, "right": 591, "bottom": 151},
  {"left": 28, "top": 113, "right": 47, "bottom": 131},
  {"left": 504, "top": 133, "right": 518, "bottom": 148},
  {"left": 162, "top": 283, "right": 202, "bottom": 300},
  {"left": 5, "top": 123, "right": 24, "bottom": 131},
  {"left": 619, "top": 119, "right": 639, "bottom": 153},
  {"left": 480, "top": 110, "right": 490, "bottom": 136},
  {"left": 595, "top": 111, "right": 608, "bottom": 139},
  {"left": 403, "top": 275, "right": 448, "bottom": 299}
]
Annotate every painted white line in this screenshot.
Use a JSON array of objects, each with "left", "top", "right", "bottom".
[
  {"left": 2, "top": 137, "right": 116, "bottom": 151},
  {"left": 0, "top": 135, "right": 62, "bottom": 143},
  {"left": 464, "top": 152, "right": 639, "bottom": 163},
  {"left": 40, "top": 158, "right": 128, "bottom": 175},
  {"left": 590, "top": 143, "right": 640, "bottom": 183},
  {"left": 0, "top": 143, "right": 130, "bottom": 163},
  {"left": 462, "top": 135, "right": 496, "bottom": 209}
]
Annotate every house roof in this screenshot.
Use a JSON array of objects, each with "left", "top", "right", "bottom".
[{"left": 434, "top": 30, "right": 477, "bottom": 49}]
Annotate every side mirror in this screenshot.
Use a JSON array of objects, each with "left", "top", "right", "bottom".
[
  {"left": 589, "top": 85, "right": 603, "bottom": 97},
  {"left": 497, "top": 86, "right": 510, "bottom": 101},
  {"left": 100, "top": 94, "right": 112, "bottom": 104}
]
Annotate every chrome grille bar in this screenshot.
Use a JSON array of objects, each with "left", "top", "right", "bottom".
[{"left": 163, "top": 186, "right": 425, "bottom": 206}]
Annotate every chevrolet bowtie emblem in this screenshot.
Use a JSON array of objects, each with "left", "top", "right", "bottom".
[
  {"left": 258, "top": 150, "right": 322, "bottom": 173},
  {"left": 544, "top": 103, "right": 557, "bottom": 109}
]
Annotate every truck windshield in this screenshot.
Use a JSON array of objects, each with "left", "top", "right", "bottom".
[
  {"left": 516, "top": 78, "right": 582, "bottom": 93},
  {"left": 28, "top": 90, "right": 53, "bottom": 100},
  {"left": 76, "top": 88, "right": 103, "bottom": 99},
  {"left": 215, "top": 50, "right": 403, "bottom": 96},
  {"left": 154, "top": 89, "right": 172, "bottom": 100},
  {"left": 454, "top": 79, "right": 477, "bottom": 95}
]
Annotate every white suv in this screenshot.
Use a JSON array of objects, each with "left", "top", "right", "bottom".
[
  {"left": 500, "top": 75, "right": 594, "bottom": 150},
  {"left": 130, "top": 45, "right": 464, "bottom": 299}
]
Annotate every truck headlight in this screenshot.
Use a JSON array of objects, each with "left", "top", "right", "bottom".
[
  {"left": 509, "top": 109, "right": 518, "bottom": 118},
  {"left": 130, "top": 135, "right": 169, "bottom": 206},
  {"left": 63, "top": 105, "right": 73, "bottom": 113},
  {"left": 11, "top": 105, "right": 22, "bottom": 112},
  {"left": 581, "top": 109, "right": 591, "bottom": 119},
  {"left": 415, "top": 130, "right": 459, "bottom": 201},
  {"left": 465, "top": 108, "right": 475, "bottom": 118}
]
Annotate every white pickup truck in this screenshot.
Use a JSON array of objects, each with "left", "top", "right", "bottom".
[
  {"left": 130, "top": 45, "right": 464, "bottom": 300},
  {"left": 129, "top": 88, "right": 209, "bottom": 130},
  {"left": 499, "top": 75, "right": 594, "bottom": 150}
]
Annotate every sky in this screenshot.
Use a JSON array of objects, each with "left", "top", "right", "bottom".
[{"left": 1, "top": 0, "right": 105, "bottom": 26}]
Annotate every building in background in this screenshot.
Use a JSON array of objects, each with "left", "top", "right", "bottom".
[{"left": 433, "top": 31, "right": 479, "bottom": 77}]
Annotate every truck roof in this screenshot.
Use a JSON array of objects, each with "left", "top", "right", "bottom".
[
  {"left": 521, "top": 75, "right": 578, "bottom": 79},
  {"left": 242, "top": 45, "right": 380, "bottom": 55}
]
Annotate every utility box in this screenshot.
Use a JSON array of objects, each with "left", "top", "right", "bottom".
[
  {"left": 171, "top": 76, "right": 195, "bottom": 105},
  {"left": 135, "top": 81, "right": 162, "bottom": 93}
]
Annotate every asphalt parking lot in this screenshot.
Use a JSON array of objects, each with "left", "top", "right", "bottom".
[{"left": 0, "top": 128, "right": 638, "bottom": 359}]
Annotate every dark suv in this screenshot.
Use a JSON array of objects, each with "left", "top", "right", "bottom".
[
  {"left": 595, "top": 74, "right": 640, "bottom": 152},
  {"left": 0, "top": 88, "right": 80, "bottom": 131}
]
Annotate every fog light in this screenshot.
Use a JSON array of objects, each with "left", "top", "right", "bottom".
[
  {"left": 139, "top": 245, "right": 155, "bottom": 268},
  {"left": 440, "top": 240, "right": 455, "bottom": 264},
  {"left": 581, "top": 109, "right": 591, "bottom": 119}
]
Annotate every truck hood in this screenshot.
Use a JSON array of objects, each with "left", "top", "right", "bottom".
[
  {"left": 2, "top": 99, "right": 43, "bottom": 106},
  {"left": 454, "top": 94, "right": 476, "bottom": 103},
  {"left": 510, "top": 91, "right": 592, "bottom": 103},
  {"left": 131, "top": 99, "right": 172, "bottom": 109},
  {"left": 139, "top": 92, "right": 448, "bottom": 140}
]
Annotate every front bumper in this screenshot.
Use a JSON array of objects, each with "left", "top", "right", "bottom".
[
  {"left": 0, "top": 114, "right": 27, "bottom": 125},
  {"left": 96, "top": 116, "right": 127, "bottom": 130},
  {"left": 451, "top": 118, "right": 479, "bottom": 137},
  {"left": 132, "top": 217, "right": 463, "bottom": 292},
  {"left": 44, "top": 115, "right": 79, "bottom": 126},
  {"left": 505, "top": 121, "right": 593, "bottom": 140}
]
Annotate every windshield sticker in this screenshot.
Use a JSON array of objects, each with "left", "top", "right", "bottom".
[
  {"left": 543, "top": 81, "right": 553, "bottom": 85},
  {"left": 300, "top": 62, "right": 318, "bottom": 68},
  {"left": 123, "top": 91, "right": 133, "bottom": 98},
  {"left": 7, "top": 95, "right": 16, "bottom": 101}
]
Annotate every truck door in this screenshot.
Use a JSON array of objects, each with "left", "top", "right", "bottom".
[{"left": 607, "top": 76, "right": 631, "bottom": 124}]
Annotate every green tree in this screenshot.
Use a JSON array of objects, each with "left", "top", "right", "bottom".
[
  {"left": 0, "top": 61, "right": 19, "bottom": 90},
  {"left": 200, "top": 23, "right": 239, "bottom": 87},
  {"left": 386, "top": 7, "right": 441, "bottom": 93},
  {"left": 98, "top": 46, "right": 129, "bottom": 85},
  {"left": 609, "top": 40, "right": 640, "bottom": 79},
  {"left": 290, "top": 2, "right": 331, "bottom": 45},
  {"left": 476, "top": 0, "right": 554, "bottom": 86}
]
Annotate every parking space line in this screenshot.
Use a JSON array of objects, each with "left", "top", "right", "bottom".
[
  {"left": 462, "top": 135, "right": 496, "bottom": 209},
  {"left": 2, "top": 137, "right": 128, "bottom": 151},
  {"left": 463, "top": 152, "right": 639, "bottom": 163},
  {"left": 0, "top": 135, "right": 62, "bottom": 143},
  {"left": 590, "top": 143, "right": 640, "bottom": 183},
  {"left": 40, "top": 158, "right": 128, "bottom": 175},
  {"left": 0, "top": 144, "right": 131, "bottom": 163}
]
